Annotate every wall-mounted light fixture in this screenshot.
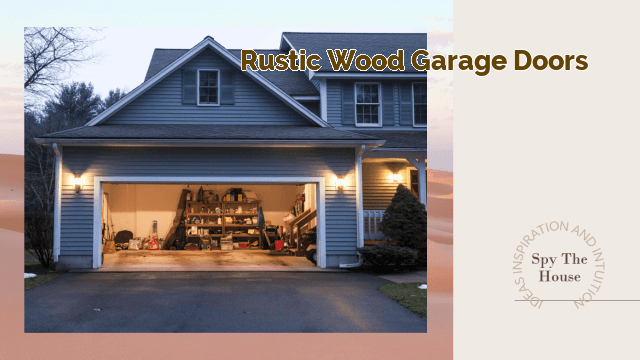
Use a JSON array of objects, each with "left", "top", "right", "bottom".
[
  {"left": 74, "top": 176, "right": 83, "bottom": 194},
  {"left": 392, "top": 172, "right": 401, "bottom": 183},
  {"left": 336, "top": 176, "right": 345, "bottom": 191}
]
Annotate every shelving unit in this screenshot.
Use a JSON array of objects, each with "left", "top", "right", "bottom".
[{"left": 185, "top": 200, "right": 262, "bottom": 250}]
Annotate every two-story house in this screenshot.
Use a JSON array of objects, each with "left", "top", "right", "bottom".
[{"left": 35, "top": 32, "right": 427, "bottom": 270}]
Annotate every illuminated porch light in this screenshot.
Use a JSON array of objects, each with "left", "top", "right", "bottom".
[
  {"left": 74, "top": 176, "right": 83, "bottom": 194},
  {"left": 336, "top": 177, "right": 345, "bottom": 191}
]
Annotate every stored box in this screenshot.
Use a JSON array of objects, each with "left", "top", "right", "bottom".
[{"left": 221, "top": 244, "right": 234, "bottom": 251}]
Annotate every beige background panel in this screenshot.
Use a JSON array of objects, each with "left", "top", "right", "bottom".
[{"left": 456, "top": 0, "right": 640, "bottom": 358}]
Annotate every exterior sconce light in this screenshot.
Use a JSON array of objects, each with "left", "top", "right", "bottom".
[
  {"left": 74, "top": 176, "right": 83, "bottom": 194},
  {"left": 392, "top": 172, "right": 401, "bottom": 183},
  {"left": 336, "top": 177, "right": 345, "bottom": 191}
]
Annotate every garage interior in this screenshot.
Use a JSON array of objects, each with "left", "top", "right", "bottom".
[{"left": 101, "top": 183, "right": 320, "bottom": 270}]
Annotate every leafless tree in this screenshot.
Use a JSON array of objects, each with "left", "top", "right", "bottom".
[
  {"left": 24, "top": 110, "right": 58, "bottom": 215},
  {"left": 25, "top": 82, "right": 105, "bottom": 214},
  {"left": 24, "top": 27, "right": 102, "bottom": 108}
]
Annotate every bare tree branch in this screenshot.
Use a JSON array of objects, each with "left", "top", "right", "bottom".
[{"left": 24, "top": 27, "right": 103, "bottom": 107}]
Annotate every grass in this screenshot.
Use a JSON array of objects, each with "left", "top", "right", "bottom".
[
  {"left": 24, "top": 249, "right": 62, "bottom": 290},
  {"left": 347, "top": 265, "right": 426, "bottom": 275},
  {"left": 378, "top": 283, "right": 428, "bottom": 318},
  {"left": 25, "top": 273, "right": 60, "bottom": 290}
]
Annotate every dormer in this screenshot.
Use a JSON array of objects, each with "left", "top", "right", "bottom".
[{"left": 280, "top": 32, "right": 428, "bottom": 129}]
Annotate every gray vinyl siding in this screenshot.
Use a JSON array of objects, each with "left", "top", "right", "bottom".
[
  {"left": 60, "top": 147, "right": 357, "bottom": 257},
  {"left": 103, "top": 48, "right": 310, "bottom": 126},
  {"left": 301, "top": 101, "right": 320, "bottom": 117},
  {"left": 362, "top": 162, "right": 413, "bottom": 210},
  {"left": 327, "top": 79, "right": 413, "bottom": 128}
]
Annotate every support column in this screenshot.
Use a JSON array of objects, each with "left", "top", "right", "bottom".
[
  {"left": 407, "top": 157, "right": 427, "bottom": 211},
  {"left": 355, "top": 145, "right": 365, "bottom": 248}
]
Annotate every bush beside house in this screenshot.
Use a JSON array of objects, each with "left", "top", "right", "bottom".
[
  {"left": 25, "top": 213, "right": 54, "bottom": 268},
  {"left": 358, "top": 184, "right": 428, "bottom": 267}
]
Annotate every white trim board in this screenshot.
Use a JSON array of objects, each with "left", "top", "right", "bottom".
[
  {"left": 292, "top": 96, "right": 320, "bottom": 101},
  {"left": 92, "top": 176, "right": 327, "bottom": 269},
  {"left": 84, "top": 37, "right": 328, "bottom": 128},
  {"left": 35, "top": 139, "right": 385, "bottom": 148}
]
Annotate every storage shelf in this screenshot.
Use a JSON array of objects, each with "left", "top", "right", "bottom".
[
  {"left": 187, "top": 213, "right": 257, "bottom": 216},
  {"left": 183, "top": 199, "right": 263, "bottom": 249},
  {"left": 186, "top": 200, "right": 260, "bottom": 205}
]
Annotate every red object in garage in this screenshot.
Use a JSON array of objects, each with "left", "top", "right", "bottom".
[{"left": 275, "top": 240, "right": 284, "bottom": 251}]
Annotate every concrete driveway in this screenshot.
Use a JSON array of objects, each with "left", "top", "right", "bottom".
[
  {"left": 25, "top": 272, "right": 428, "bottom": 333},
  {"left": 99, "top": 250, "right": 322, "bottom": 272}
]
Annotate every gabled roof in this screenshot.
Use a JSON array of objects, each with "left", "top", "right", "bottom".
[
  {"left": 85, "top": 37, "right": 327, "bottom": 127},
  {"left": 35, "top": 125, "right": 384, "bottom": 147},
  {"left": 144, "top": 49, "right": 319, "bottom": 97},
  {"left": 281, "top": 32, "right": 428, "bottom": 73}
]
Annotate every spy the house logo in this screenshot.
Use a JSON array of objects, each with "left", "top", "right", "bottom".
[{"left": 512, "top": 222, "right": 605, "bottom": 309}]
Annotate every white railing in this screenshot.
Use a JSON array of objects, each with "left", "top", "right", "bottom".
[{"left": 364, "top": 210, "right": 386, "bottom": 240}]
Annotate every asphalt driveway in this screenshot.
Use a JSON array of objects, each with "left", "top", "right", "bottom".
[{"left": 25, "top": 272, "right": 428, "bottom": 333}]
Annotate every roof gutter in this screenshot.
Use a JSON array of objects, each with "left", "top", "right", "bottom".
[
  {"left": 373, "top": 147, "right": 427, "bottom": 152},
  {"left": 34, "top": 138, "right": 386, "bottom": 148}
]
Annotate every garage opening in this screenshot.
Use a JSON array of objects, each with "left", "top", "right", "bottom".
[{"left": 99, "top": 181, "right": 322, "bottom": 271}]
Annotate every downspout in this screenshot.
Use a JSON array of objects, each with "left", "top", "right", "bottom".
[
  {"left": 340, "top": 145, "right": 366, "bottom": 269},
  {"left": 52, "top": 143, "right": 62, "bottom": 263}
]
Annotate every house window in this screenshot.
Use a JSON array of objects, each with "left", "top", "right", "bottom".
[
  {"left": 410, "top": 170, "right": 420, "bottom": 198},
  {"left": 413, "top": 82, "right": 427, "bottom": 126},
  {"left": 355, "top": 83, "right": 381, "bottom": 126},
  {"left": 197, "top": 69, "right": 219, "bottom": 106}
]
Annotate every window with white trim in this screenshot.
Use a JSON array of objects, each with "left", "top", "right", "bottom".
[
  {"left": 355, "top": 83, "right": 381, "bottom": 126},
  {"left": 197, "top": 69, "right": 219, "bottom": 106},
  {"left": 413, "top": 82, "right": 427, "bottom": 126}
]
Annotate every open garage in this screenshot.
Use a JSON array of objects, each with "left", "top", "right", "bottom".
[{"left": 99, "top": 180, "right": 323, "bottom": 271}]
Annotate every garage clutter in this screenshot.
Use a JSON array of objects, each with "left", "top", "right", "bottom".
[{"left": 104, "top": 185, "right": 317, "bottom": 264}]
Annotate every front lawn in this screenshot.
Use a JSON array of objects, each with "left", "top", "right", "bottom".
[
  {"left": 378, "top": 283, "right": 427, "bottom": 318},
  {"left": 25, "top": 273, "right": 60, "bottom": 290},
  {"left": 25, "top": 250, "right": 61, "bottom": 290}
]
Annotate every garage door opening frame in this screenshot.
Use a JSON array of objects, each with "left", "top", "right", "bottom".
[{"left": 92, "top": 176, "right": 326, "bottom": 269}]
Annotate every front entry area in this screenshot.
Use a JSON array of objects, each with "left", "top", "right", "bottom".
[{"left": 95, "top": 177, "right": 327, "bottom": 271}]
